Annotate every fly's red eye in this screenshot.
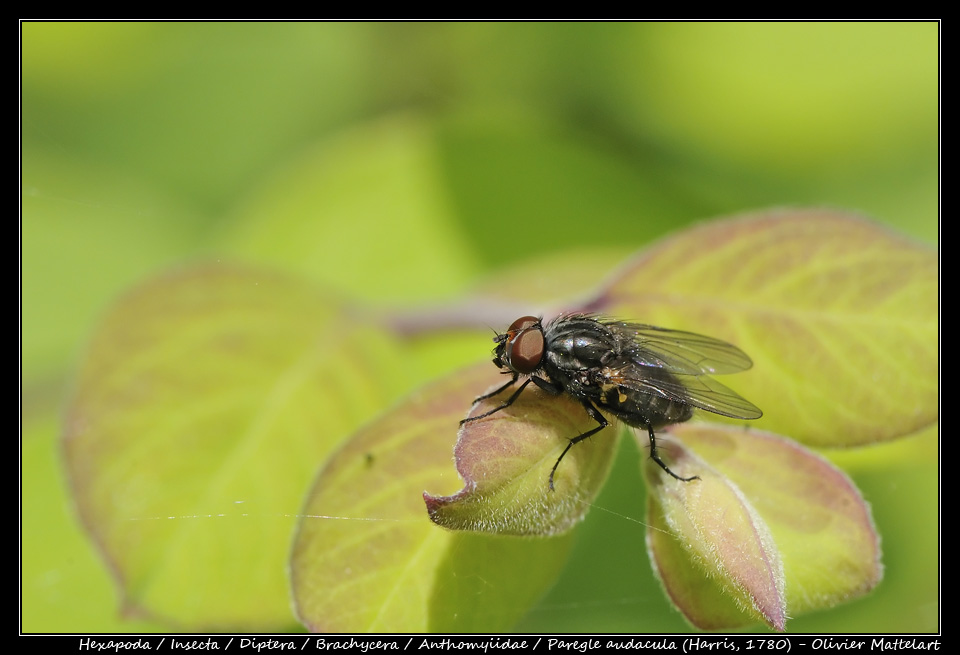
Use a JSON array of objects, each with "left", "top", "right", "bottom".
[
  {"left": 505, "top": 320, "right": 544, "bottom": 374},
  {"left": 507, "top": 316, "right": 539, "bottom": 334}
]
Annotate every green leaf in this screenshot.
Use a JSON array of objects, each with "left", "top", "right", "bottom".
[
  {"left": 62, "top": 263, "right": 413, "bottom": 630},
  {"left": 23, "top": 411, "right": 169, "bottom": 633},
  {"left": 425, "top": 379, "right": 620, "bottom": 536},
  {"left": 291, "top": 364, "right": 574, "bottom": 632},
  {"left": 646, "top": 424, "right": 882, "bottom": 630},
  {"left": 591, "top": 209, "right": 937, "bottom": 447},
  {"left": 644, "top": 432, "right": 786, "bottom": 631}
]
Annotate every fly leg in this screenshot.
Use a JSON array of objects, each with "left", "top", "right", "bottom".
[
  {"left": 548, "top": 401, "right": 608, "bottom": 491},
  {"left": 460, "top": 374, "right": 526, "bottom": 425},
  {"left": 461, "top": 373, "right": 565, "bottom": 426},
  {"left": 647, "top": 424, "right": 700, "bottom": 482},
  {"left": 472, "top": 371, "right": 519, "bottom": 403}
]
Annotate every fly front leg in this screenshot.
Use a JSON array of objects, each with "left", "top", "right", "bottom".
[
  {"left": 460, "top": 375, "right": 527, "bottom": 425},
  {"left": 462, "top": 373, "right": 566, "bottom": 427},
  {"left": 471, "top": 371, "right": 519, "bottom": 403},
  {"left": 548, "top": 400, "right": 609, "bottom": 491},
  {"left": 647, "top": 424, "right": 700, "bottom": 482}
]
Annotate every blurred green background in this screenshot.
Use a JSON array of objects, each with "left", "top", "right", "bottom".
[{"left": 22, "top": 22, "right": 938, "bottom": 633}]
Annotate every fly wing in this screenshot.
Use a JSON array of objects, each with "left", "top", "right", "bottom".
[
  {"left": 611, "top": 363, "right": 763, "bottom": 420},
  {"left": 606, "top": 321, "right": 754, "bottom": 375}
]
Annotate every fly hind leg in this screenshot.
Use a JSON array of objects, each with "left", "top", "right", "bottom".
[{"left": 647, "top": 424, "right": 700, "bottom": 482}]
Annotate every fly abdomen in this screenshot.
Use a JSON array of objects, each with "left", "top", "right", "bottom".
[{"left": 598, "top": 372, "right": 695, "bottom": 429}]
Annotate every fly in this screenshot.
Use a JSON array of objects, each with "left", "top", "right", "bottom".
[{"left": 460, "top": 314, "right": 763, "bottom": 489}]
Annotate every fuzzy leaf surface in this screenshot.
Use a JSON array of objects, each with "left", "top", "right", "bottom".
[
  {"left": 645, "top": 424, "right": 882, "bottom": 630},
  {"left": 291, "top": 364, "right": 574, "bottom": 632},
  {"left": 62, "top": 263, "right": 411, "bottom": 629},
  {"left": 425, "top": 380, "right": 620, "bottom": 536}
]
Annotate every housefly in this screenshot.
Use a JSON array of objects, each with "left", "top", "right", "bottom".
[{"left": 461, "top": 314, "right": 762, "bottom": 489}]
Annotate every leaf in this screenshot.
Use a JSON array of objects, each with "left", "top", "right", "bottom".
[
  {"left": 644, "top": 433, "right": 786, "bottom": 631},
  {"left": 589, "top": 209, "right": 937, "bottom": 447},
  {"left": 425, "top": 379, "right": 620, "bottom": 536},
  {"left": 23, "top": 411, "right": 169, "bottom": 633},
  {"left": 646, "top": 424, "right": 882, "bottom": 630},
  {"left": 62, "top": 263, "right": 413, "bottom": 630},
  {"left": 291, "top": 363, "right": 574, "bottom": 632}
]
